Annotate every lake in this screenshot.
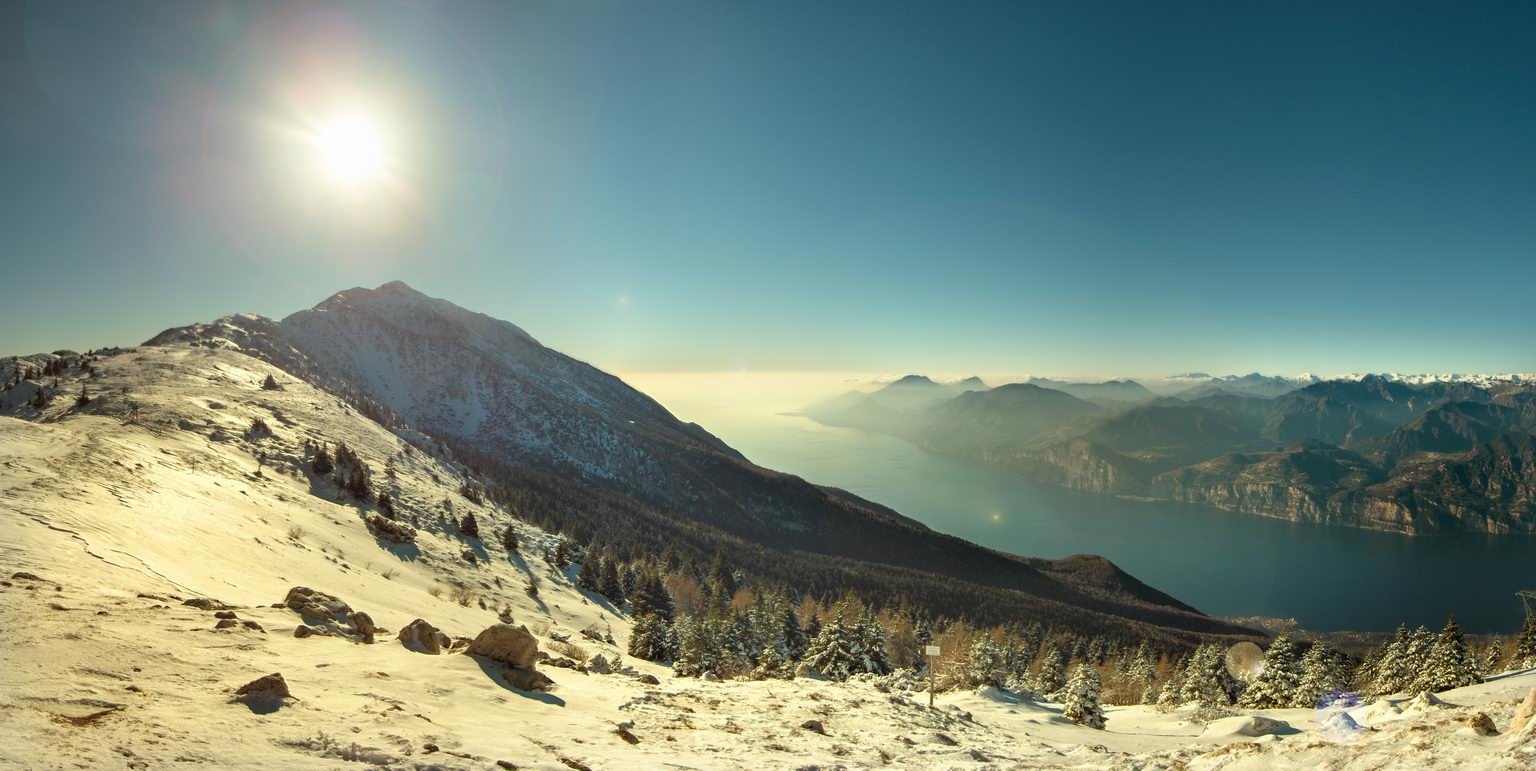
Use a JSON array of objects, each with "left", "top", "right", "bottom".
[{"left": 621, "top": 371, "right": 1536, "bottom": 634}]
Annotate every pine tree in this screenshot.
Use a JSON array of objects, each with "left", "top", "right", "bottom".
[
  {"left": 1062, "top": 664, "right": 1107, "bottom": 729},
  {"left": 1129, "top": 641, "right": 1159, "bottom": 703},
  {"left": 629, "top": 612, "right": 674, "bottom": 662},
  {"left": 1179, "top": 643, "right": 1238, "bottom": 707},
  {"left": 1036, "top": 645, "right": 1067, "bottom": 697},
  {"left": 376, "top": 492, "right": 396, "bottom": 518},
  {"left": 1515, "top": 612, "right": 1536, "bottom": 668},
  {"left": 600, "top": 557, "right": 626, "bottom": 604},
  {"left": 311, "top": 446, "right": 334, "bottom": 476},
  {"left": 74, "top": 386, "right": 89, "bottom": 406},
  {"left": 673, "top": 616, "right": 721, "bottom": 678},
  {"left": 261, "top": 374, "right": 281, "bottom": 390},
  {"left": 802, "top": 604, "right": 860, "bottom": 680},
  {"left": 630, "top": 570, "right": 676, "bottom": 623},
  {"left": 968, "top": 633, "right": 1006, "bottom": 688},
  {"left": 706, "top": 551, "right": 737, "bottom": 600},
  {"left": 1293, "top": 642, "right": 1350, "bottom": 708},
  {"left": 459, "top": 512, "right": 480, "bottom": 539},
  {"left": 1483, "top": 637, "right": 1504, "bottom": 675},
  {"left": 752, "top": 641, "right": 794, "bottom": 680},
  {"left": 1239, "top": 635, "right": 1301, "bottom": 708},
  {"left": 577, "top": 552, "right": 599, "bottom": 591},
  {"left": 1413, "top": 614, "right": 1481, "bottom": 693},
  {"left": 778, "top": 601, "right": 807, "bottom": 661},
  {"left": 501, "top": 526, "right": 518, "bottom": 553},
  {"left": 1369, "top": 625, "right": 1415, "bottom": 696}
]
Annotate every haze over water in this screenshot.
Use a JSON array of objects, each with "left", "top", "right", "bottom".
[{"left": 624, "top": 371, "right": 1536, "bottom": 635}]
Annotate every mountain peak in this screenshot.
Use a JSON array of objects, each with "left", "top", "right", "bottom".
[{"left": 888, "top": 374, "right": 939, "bottom": 387}]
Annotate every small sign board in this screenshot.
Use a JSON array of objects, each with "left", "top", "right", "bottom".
[{"left": 925, "top": 645, "right": 941, "bottom": 657}]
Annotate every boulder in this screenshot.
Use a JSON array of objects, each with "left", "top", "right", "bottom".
[
  {"left": 214, "top": 611, "right": 238, "bottom": 620},
  {"left": 398, "top": 618, "right": 451, "bottom": 654},
  {"left": 586, "top": 654, "right": 612, "bottom": 675},
  {"left": 1510, "top": 688, "right": 1536, "bottom": 736},
  {"left": 466, "top": 624, "right": 539, "bottom": 669},
  {"left": 184, "top": 597, "right": 234, "bottom": 611},
  {"left": 1463, "top": 712, "right": 1497, "bottom": 736},
  {"left": 350, "top": 611, "right": 376, "bottom": 644},
  {"left": 504, "top": 667, "right": 555, "bottom": 692},
  {"left": 294, "top": 624, "right": 321, "bottom": 639},
  {"left": 800, "top": 719, "right": 826, "bottom": 735},
  {"left": 636, "top": 674, "right": 660, "bottom": 685},
  {"left": 241, "top": 620, "right": 265, "bottom": 632},
  {"left": 233, "top": 672, "right": 290, "bottom": 706},
  {"left": 215, "top": 618, "right": 238, "bottom": 629}
]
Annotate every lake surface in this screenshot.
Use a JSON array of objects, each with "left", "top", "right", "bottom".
[{"left": 622, "top": 372, "right": 1536, "bottom": 634}]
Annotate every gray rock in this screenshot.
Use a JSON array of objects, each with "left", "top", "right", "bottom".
[
  {"left": 800, "top": 719, "right": 826, "bottom": 735},
  {"left": 234, "top": 672, "right": 289, "bottom": 701}
]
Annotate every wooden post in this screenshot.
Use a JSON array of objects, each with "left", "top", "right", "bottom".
[{"left": 925, "top": 644, "right": 940, "bottom": 709}]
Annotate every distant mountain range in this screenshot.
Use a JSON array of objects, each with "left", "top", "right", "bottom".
[
  {"left": 807, "top": 372, "right": 1536, "bottom": 535},
  {"left": 122, "top": 282, "right": 1250, "bottom": 641}
]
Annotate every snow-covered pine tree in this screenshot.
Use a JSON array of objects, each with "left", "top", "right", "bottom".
[
  {"left": 1515, "top": 612, "right": 1536, "bottom": 668},
  {"left": 1178, "top": 643, "right": 1238, "bottom": 707},
  {"left": 672, "top": 615, "right": 721, "bottom": 678},
  {"left": 967, "top": 632, "right": 1006, "bottom": 688},
  {"left": 1239, "top": 635, "right": 1301, "bottom": 708},
  {"left": 802, "top": 604, "right": 860, "bottom": 680},
  {"left": 1062, "top": 664, "right": 1107, "bottom": 729},
  {"left": 1036, "top": 644, "right": 1067, "bottom": 697},
  {"left": 778, "top": 601, "right": 806, "bottom": 661},
  {"left": 706, "top": 551, "right": 737, "bottom": 601},
  {"left": 630, "top": 570, "right": 675, "bottom": 622},
  {"left": 628, "top": 612, "right": 674, "bottom": 662},
  {"left": 1368, "top": 624, "right": 1414, "bottom": 696},
  {"left": 856, "top": 608, "right": 892, "bottom": 676},
  {"left": 751, "top": 641, "right": 794, "bottom": 680},
  {"left": 1483, "top": 636, "right": 1504, "bottom": 675},
  {"left": 1293, "top": 642, "right": 1350, "bottom": 708},
  {"left": 1128, "top": 641, "right": 1159, "bottom": 703},
  {"left": 1413, "top": 614, "right": 1481, "bottom": 693}
]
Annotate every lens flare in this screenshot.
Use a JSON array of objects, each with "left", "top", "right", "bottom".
[{"left": 310, "top": 113, "right": 388, "bottom": 186}]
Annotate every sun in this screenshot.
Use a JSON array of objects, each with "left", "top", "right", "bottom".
[{"left": 310, "top": 113, "right": 389, "bottom": 187}]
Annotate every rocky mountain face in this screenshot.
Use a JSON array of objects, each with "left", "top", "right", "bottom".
[
  {"left": 141, "top": 282, "right": 1248, "bottom": 639},
  {"left": 807, "top": 367, "right": 1536, "bottom": 535}
]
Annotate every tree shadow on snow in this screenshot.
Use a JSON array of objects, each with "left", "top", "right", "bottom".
[{"left": 468, "top": 654, "right": 565, "bottom": 707}]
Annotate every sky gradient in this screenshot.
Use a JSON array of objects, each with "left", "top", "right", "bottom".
[{"left": 2, "top": 0, "right": 1533, "bottom": 378}]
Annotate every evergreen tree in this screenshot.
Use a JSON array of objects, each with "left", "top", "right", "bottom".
[
  {"left": 1036, "top": 645, "right": 1067, "bottom": 696},
  {"left": 855, "top": 608, "right": 892, "bottom": 676},
  {"left": 1294, "top": 642, "right": 1351, "bottom": 708},
  {"left": 1239, "top": 635, "right": 1301, "bottom": 708},
  {"left": 1483, "top": 637, "right": 1504, "bottom": 675},
  {"left": 629, "top": 612, "right": 674, "bottom": 662},
  {"left": 1155, "top": 656, "right": 1188, "bottom": 709},
  {"left": 1128, "top": 641, "right": 1159, "bottom": 703},
  {"left": 501, "top": 526, "right": 518, "bottom": 553},
  {"left": 778, "top": 601, "right": 807, "bottom": 660},
  {"left": 74, "top": 386, "right": 90, "bottom": 406},
  {"left": 1413, "top": 614, "right": 1481, "bottom": 693},
  {"left": 967, "top": 632, "right": 1006, "bottom": 688},
  {"left": 459, "top": 512, "right": 480, "bottom": 539},
  {"left": 311, "top": 446, "right": 335, "bottom": 476},
  {"left": 29, "top": 387, "right": 49, "bottom": 409},
  {"left": 1062, "top": 664, "right": 1107, "bottom": 729},
  {"left": 1179, "top": 643, "right": 1238, "bottom": 707},
  {"left": 261, "top": 374, "right": 281, "bottom": 390},
  {"left": 599, "top": 557, "right": 626, "bottom": 604},
  {"left": 1515, "top": 612, "right": 1536, "bottom": 668},
  {"left": 802, "top": 604, "right": 860, "bottom": 680},
  {"left": 577, "top": 552, "right": 600, "bottom": 591},
  {"left": 673, "top": 616, "right": 721, "bottom": 678},
  {"left": 1368, "top": 625, "right": 1415, "bottom": 696},
  {"left": 752, "top": 641, "right": 794, "bottom": 680},
  {"left": 630, "top": 570, "right": 676, "bottom": 622},
  {"left": 706, "top": 551, "right": 737, "bottom": 603},
  {"left": 376, "top": 492, "right": 396, "bottom": 519}
]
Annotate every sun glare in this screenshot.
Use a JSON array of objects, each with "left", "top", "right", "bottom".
[{"left": 310, "top": 113, "right": 389, "bottom": 187}]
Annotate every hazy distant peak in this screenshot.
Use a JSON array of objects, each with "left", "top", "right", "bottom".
[{"left": 888, "top": 374, "right": 940, "bottom": 387}]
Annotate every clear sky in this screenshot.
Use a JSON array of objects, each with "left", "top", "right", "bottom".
[{"left": 2, "top": 0, "right": 1532, "bottom": 377}]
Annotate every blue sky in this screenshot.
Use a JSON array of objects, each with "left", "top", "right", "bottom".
[{"left": 2, "top": 0, "right": 1532, "bottom": 376}]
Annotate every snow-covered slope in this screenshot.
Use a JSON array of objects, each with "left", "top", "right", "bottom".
[{"left": 4, "top": 348, "right": 1535, "bottom": 769}]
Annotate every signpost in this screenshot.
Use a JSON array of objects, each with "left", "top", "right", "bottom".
[{"left": 925, "top": 645, "right": 941, "bottom": 708}]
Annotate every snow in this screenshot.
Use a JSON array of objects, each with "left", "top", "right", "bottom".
[{"left": 3, "top": 345, "right": 1536, "bottom": 769}]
